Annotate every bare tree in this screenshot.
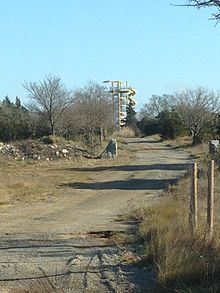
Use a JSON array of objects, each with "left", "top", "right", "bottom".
[
  {"left": 72, "top": 81, "right": 114, "bottom": 144},
  {"left": 178, "top": 1, "right": 220, "bottom": 21},
  {"left": 140, "top": 94, "right": 174, "bottom": 119},
  {"left": 174, "top": 87, "right": 219, "bottom": 145},
  {"left": 23, "top": 75, "right": 74, "bottom": 135}
]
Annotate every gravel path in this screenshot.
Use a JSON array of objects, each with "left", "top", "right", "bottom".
[{"left": 0, "top": 137, "right": 194, "bottom": 292}]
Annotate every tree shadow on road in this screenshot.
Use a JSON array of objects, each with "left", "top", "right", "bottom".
[
  {"left": 60, "top": 178, "right": 178, "bottom": 191},
  {"left": 62, "top": 163, "right": 192, "bottom": 173},
  {"left": 126, "top": 139, "right": 163, "bottom": 144}
]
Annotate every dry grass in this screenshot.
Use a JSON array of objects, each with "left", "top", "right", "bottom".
[
  {"left": 166, "top": 136, "right": 192, "bottom": 149},
  {"left": 0, "top": 158, "right": 84, "bottom": 204},
  {"left": 137, "top": 196, "right": 220, "bottom": 291},
  {"left": 0, "top": 139, "right": 133, "bottom": 205},
  {"left": 129, "top": 138, "right": 220, "bottom": 292},
  {"left": 113, "top": 127, "right": 137, "bottom": 138},
  {"left": 166, "top": 136, "right": 210, "bottom": 161}
]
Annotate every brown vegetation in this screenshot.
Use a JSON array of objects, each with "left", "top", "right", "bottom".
[
  {"left": 127, "top": 138, "right": 220, "bottom": 292},
  {"left": 0, "top": 137, "right": 132, "bottom": 205}
]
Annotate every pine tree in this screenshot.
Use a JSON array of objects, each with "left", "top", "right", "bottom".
[
  {"left": 15, "top": 96, "right": 21, "bottom": 108},
  {"left": 0, "top": 96, "right": 31, "bottom": 141},
  {"left": 125, "top": 100, "right": 137, "bottom": 128}
]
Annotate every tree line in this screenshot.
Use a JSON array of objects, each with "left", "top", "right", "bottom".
[
  {"left": 2, "top": 75, "right": 219, "bottom": 147},
  {"left": 0, "top": 75, "right": 115, "bottom": 144},
  {"left": 138, "top": 87, "right": 220, "bottom": 145}
]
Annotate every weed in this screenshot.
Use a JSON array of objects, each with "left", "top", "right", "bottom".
[{"left": 130, "top": 137, "right": 220, "bottom": 292}]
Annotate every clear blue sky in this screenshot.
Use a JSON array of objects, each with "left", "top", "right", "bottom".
[{"left": 0, "top": 0, "right": 219, "bottom": 111}]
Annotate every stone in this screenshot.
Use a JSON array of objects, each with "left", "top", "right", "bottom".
[
  {"left": 62, "top": 149, "right": 69, "bottom": 157},
  {"left": 32, "top": 154, "right": 39, "bottom": 160},
  {"left": 209, "top": 140, "right": 219, "bottom": 154},
  {"left": 106, "top": 138, "right": 117, "bottom": 159}
]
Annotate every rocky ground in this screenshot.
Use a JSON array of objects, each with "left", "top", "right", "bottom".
[
  {"left": 0, "top": 138, "right": 89, "bottom": 161},
  {"left": 0, "top": 136, "right": 194, "bottom": 292}
]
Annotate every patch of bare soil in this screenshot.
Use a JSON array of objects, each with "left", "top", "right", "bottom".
[{"left": 0, "top": 136, "right": 194, "bottom": 292}]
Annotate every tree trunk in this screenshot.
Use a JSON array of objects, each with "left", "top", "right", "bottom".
[
  {"left": 99, "top": 127, "right": 104, "bottom": 143},
  {"left": 192, "top": 134, "right": 196, "bottom": 146},
  {"left": 192, "top": 133, "right": 201, "bottom": 146},
  {"left": 86, "top": 131, "right": 93, "bottom": 145},
  {"left": 51, "top": 123, "right": 55, "bottom": 136},
  {"left": 191, "top": 129, "right": 198, "bottom": 146},
  {"left": 103, "top": 128, "right": 107, "bottom": 140}
]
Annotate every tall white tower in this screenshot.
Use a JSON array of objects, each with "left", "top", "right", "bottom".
[{"left": 104, "top": 80, "right": 137, "bottom": 128}]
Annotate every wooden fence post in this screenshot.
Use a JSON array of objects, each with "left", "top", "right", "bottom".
[
  {"left": 189, "top": 162, "right": 198, "bottom": 233},
  {"left": 207, "top": 160, "right": 215, "bottom": 237}
]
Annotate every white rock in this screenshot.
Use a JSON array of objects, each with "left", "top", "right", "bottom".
[{"left": 62, "top": 149, "right": 69, "bottom": 157}]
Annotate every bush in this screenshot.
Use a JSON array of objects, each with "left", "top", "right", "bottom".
[
  {"left": 157, "top": 110, "right": 187, "bottom": 139},
  {"left": 40, "top": 136, "right": 54, "bottom": 144},
  {"left": 0, "top": 97, "right": 32, "bottom": 141},
  {"left": 137, "top": 110, "right": 187, "bottom": 139},
  {"left": 137, "top": 117, "right": 159, "bottom": 136}
]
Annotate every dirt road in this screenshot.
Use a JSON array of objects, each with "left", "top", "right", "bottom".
[{"left": 0, "top": 137, "right": 193, "bottom": 292}]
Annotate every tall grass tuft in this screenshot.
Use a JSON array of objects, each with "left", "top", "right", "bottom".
[{"left": 136, "top": 188, "right": 220, "bottom": 291}]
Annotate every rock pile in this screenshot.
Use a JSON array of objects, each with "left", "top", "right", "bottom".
[{"left": 0, "top": 140, "right": 89, "bottom": 161}]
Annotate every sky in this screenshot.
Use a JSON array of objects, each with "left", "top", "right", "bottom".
[{"left": 0, "top": 0, "right": 220, "bottom": 111}]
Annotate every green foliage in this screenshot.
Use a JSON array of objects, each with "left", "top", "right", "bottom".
[
  {"left": 137, "top": 117, "right": 159, "bottom": 136},
  {"left": 0, "top": 80, "right": 114, "bottom": 144},
  {"left": 125, "top": 100, "right": 137, "bottom": 128},
  {"left": 0, "top": 96, "right": 32, "bottom": 141},
  {"left": 28, "top": 112, "right": 51, "bottom": 139},
  {"left": 157, "top": 110, "right": 187, "bottom": 139},
  {"left": 139, "top": 88, "right": 220, "bottom": 143},
  {"left": 138, "top": 110, "right": 186, "bottom": 139}
]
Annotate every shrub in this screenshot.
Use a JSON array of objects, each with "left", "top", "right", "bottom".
[{"left": 40, "top": 136, "right": 54, "bottom": 145}]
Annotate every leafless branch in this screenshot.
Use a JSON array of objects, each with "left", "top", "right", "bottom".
[
  {"left": 23, "top": 74, "right": 75, "bottom": 135},
  {"left": 172, "top": 1, "right": 220, "bottom": 20}
]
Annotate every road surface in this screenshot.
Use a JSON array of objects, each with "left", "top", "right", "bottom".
[{"left": 0, "top": 137, "right": 193, "bottom": 292}]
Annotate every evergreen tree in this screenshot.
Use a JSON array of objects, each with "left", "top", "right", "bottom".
[
  {"left": 0, "top": 96, "right": 31, "bottom": 141},
  {"left": 157, "top": 110, "right": 186, "bottom": 139},
  {"left": 15, "top": 96, "right": 22, "bottom": 108},
  {"left": 2, "top": 96, "right": 12, "bottom": 107},
  {"left": 137, "top": 117, "right": 159, "bottom": 136},
  {"left": 125, "top": 100, "right": 137, "bottom": 128}
]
